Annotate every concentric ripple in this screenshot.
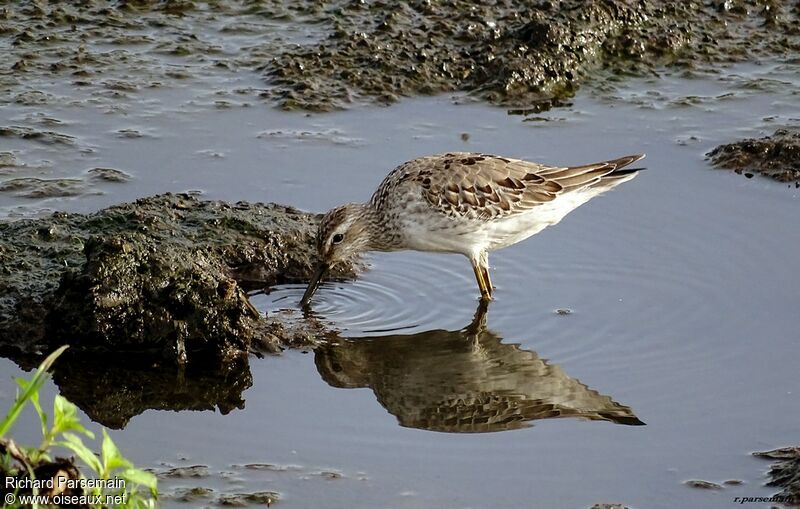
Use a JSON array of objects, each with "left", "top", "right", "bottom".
[{"left": 258, "top": 252, "right": 481, "bottom": 336}]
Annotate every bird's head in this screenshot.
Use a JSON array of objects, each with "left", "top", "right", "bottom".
[{"left": 300, "top": 203, "right": 372, "bottom": 307}]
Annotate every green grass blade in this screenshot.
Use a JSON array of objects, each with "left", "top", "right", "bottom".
[{"left": 0, "top": 345, "right": 69, "bottom": 437}]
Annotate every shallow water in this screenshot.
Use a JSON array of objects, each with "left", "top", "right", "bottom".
[{"left": 2, "top": 57, "right": 800, "bottom": 508}]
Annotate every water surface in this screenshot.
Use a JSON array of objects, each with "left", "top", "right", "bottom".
[{"left": 1, "top": 59, "right": 799, "bottom": 508}]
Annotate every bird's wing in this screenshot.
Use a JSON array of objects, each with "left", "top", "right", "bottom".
[{"left": 373, "top": 152, "right": 644, "bottom": 220}]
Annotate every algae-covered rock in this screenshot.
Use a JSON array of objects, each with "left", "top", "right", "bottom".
[
  {"left": 708, "top": 128, "right": 800, "bottom": 185},
  {"left": 1, "top": 1, "right": 797, "bottom": 112},
  {"left": 754, "top": 447, "right": 800, "bottom": 506},
  {"left": 267, "top": 0, "right": 800, "bottom": 110},
  {"left": 0, "top": 193, "right": 357, "bottom": 364},
  {"left": 50, "top": 232, "right": 259, "bottom": 363}
]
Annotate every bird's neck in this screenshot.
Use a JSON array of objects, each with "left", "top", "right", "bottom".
[{"left": 356, "top": 202, "right": 401, "bottom": 252}]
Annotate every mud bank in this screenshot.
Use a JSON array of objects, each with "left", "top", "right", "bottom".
[
  {"left": 754, "top": 447, "right": 800, "bottom": 506},
  {"left": 0, "top": 193, "right": 356, "bottom": 364},
  {"left": 270, "top": 0, "right": 800, "bottom": 110},
  {"left": 2, "top": 1, "right": 797, "bottom": 112},
  {"left": 708, "top": 128, "right": 800, "bottom": 186}
]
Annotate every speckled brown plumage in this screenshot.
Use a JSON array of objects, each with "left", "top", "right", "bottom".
[
  {"left": 370, "top": 152, "right": 643, "bottom": 221},
  {"left": 301, "top": 151, "right": 644, "bottom": 306}
]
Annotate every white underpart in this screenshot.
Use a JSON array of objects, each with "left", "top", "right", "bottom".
[{"left": 397, "top": 186, "right": 616, "bottom": 261}]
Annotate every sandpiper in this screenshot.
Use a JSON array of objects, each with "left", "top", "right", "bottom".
[{"left": 301, "top": 152, "right": 644, "bottom": 306}]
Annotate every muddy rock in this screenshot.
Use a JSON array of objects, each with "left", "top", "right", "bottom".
[
  {"left": 167, "top": 487, "right": 215, "bottom": 503},
  {"left": 267, "top": 0, "right": 800, "bottom": 110},
  {"left": 754, "top": 447, "right": 800, "bottom": 506},
  {"left": 50, "top": 232, "right": 259, "bottom": 362},
  {"left": 160, "top": 465, "right": 211, "bottom": 479},
  {"left": 1, "top": 1, "right": 797, "bottom": 112},
  {"left": 0, "top": 126, "right": 76, "bottom": 145},
  {"left": 87, "top": 167, "right": 132, "bottom": 183},
  {"left": 684, "top": 479, "right": 724, "bottom": 490},
  {"left": 0, "top": 193, "right": 357, "bottom": 363},
  {"left": 708, "top": 128, "right": 800, "bottom": 185},
  {"left": 0, "top": 177, "right": 91, "bottom": 198},
  {"left": 216, "top": 491, "right": 280, "bottom": 506}
]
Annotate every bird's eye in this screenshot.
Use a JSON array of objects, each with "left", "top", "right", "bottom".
[{"left": 332, "top": 233, "right": 344, "bottom": 244}]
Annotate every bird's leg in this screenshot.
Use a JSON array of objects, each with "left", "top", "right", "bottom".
[
  {"left": 481, "top": 267, "right": 493, "bottom": 299},
  {"left": 471, "top": 254, "right": 493, "bottom": 301},
  {"left": 479, "top": 251, "right": 493, "bottom": 299}
]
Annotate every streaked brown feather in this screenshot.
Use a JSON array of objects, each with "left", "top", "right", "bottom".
[{"left": 370, "top": 152, "right": 644, "bottom": 220}]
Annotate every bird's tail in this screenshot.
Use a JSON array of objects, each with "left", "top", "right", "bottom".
[
  {"left": 535, "top": 154, "right": 646, "bottom": 193},
  {"left": 590, "top": 154, "right": 646, "bottom": 189}
]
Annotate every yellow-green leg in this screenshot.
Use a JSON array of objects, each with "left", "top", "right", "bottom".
[
  {"left": 481, "top": 265, "right": 493, "bottom": 299},
  {"left": 471, "top": 253, "right": 493, "bottom": 301}
]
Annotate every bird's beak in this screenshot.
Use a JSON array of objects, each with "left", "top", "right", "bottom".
[{"left": 300, "top": 262, "right": 329, "bottom": 308}]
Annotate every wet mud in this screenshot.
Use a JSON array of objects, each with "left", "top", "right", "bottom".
[
  {"left": 0, "top": 167, "right": 131, "bottom": 199},
  {"left": 0, "top": 193, "right": 358, "bottom": 365},
  {"left": 157, "top": 460, "right": 363, "bottom": 507},
  {"left": 0, "top": 131, "right": 133, "bottom": 206},
  {"left": 157, "top": 464, "right": 280, "bottom": 506},
  {"left": 754, "top": 447, "right": 800, "bottom": 506},
  {"left": 1, "top": 1, "right": 797, "bottom": 112},
  {"left": 269, "top": 0, "right": 800, "bottom": 110},
  {"left": 685, "top": 448, "right": 800, "bottom": 506},
  {"left": 708, "top": 128, "right": 800, "bottom": 186},
  {"left": 684, "top": 479, "right": 724, "bottom": 490}
]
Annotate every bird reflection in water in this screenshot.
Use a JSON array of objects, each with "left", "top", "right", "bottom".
[{"left": 314, "top": 302, "right": 644, "bottom": 433}]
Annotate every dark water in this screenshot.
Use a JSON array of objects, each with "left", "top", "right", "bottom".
[{"left": 2, "top": 49, "right": 799, "bottom": 508}]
